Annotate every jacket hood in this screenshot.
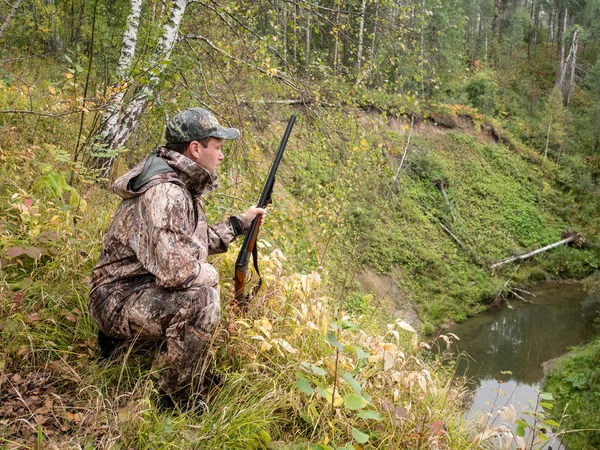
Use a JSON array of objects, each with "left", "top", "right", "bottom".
[{"left": 112, "top": 147, "right": 218, "bottom": 199}]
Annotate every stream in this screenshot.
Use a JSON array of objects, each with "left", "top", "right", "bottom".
[{"left": 444, "top": 281, "right": 600, "bottom": 448}]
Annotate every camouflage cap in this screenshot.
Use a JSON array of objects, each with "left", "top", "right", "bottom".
[{"left": 165, "top": 108, "right": 240, "bottom": 143}]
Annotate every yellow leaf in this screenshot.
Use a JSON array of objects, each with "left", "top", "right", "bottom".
[
  {"left": 260, "top": 341, "right": 272, "bottom": 352},
  {"left": 48, "top": 85, "right": 56, "bottom": 95},
  {"left": 66, "top": 72, "right": 74, "bottom": 79},
  {"left": 382, "top": 343, "right": 397, "bottom": 355},
  {"left": 260, "top": 318, "right": 273, "bottom": 331},
  {"left": 333, "top": 391, "right": 344, "bottom": 407}
]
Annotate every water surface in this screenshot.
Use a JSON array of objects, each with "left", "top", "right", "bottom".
[{"left": 445, "top": 281, "right": 600, "bottom": 447}]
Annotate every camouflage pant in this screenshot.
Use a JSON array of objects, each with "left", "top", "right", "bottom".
[{"left": 95, "top": 282, "right": 221, "bottom": 399}]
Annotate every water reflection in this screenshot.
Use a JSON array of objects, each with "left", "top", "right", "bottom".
[
  {"left": 445, "top": 282, "right": 600, "bottom": 448},
  {"left": 449, "top": 282, "right": 600, "bottom": 385}
]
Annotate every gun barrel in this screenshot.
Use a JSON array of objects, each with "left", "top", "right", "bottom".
[
  {"left": 234, "top": 114, "right": 296, "bottom": 305},
  {"left": 257, "top": 115, "right": 296, "bottom": 208}
]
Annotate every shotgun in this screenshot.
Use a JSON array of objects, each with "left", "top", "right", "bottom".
[{"left": 234, "top": 114, "right": 296, "bottom": 309}]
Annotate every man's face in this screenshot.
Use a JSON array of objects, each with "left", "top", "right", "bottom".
[{"left": 185, "top": 137, "right": 224, "bottom": 174}]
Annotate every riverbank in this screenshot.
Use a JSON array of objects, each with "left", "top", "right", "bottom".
[{"left": 542, "top": 274, "right": 600, "bottom": 450}]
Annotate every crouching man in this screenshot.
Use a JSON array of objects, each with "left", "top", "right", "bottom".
[{"left": 88, "top": 108, "right": 264, "bottom": 410}]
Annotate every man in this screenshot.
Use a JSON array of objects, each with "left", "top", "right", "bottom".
[{"left": 88, "top": 107, "right": 264, "bottom": 410}]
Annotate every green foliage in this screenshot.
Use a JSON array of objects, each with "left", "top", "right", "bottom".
[
  {"left": 463, "top": 70, "right": 499, "bottom": 116},
  {"left": 545, "top": 337, "right": 600, "bottom": 449}
]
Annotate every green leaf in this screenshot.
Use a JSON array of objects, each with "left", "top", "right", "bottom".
[
  {"left": 351, "top": 428, "right": 370, "bottom": 444},
  {"left": 344, "top": 345, "right": 370, "bottom": 359},
  {"left": 316, "top": 387, "right": 333, "bottom": 402},
  {"left": 516, "top": 419, "right": 526, "bottom": 437},
  {"left": 342, "top": 372, "right": 362, "bottom": 395},
  {"left": 326, "top": 330, "right": 344, "bottom": 350},
  {"left": 296, "top": 377, "right": 314, "bottom": 395},
  {"left": 311, "top": 365, "right": 328, "bottom": 376},
  {"left": 539, "top": 401, "right": 553, "bottom": 409},
  {"left": 539, "top": 392, "right": 554, "bottom": 401},
  {"left": 64, "top": 55, "right": 73, "bottom": 64},
  {"left": 543, "top": 419, "right": 560, "bottom": 428},
  {"left": 357, "top": 410, "right": 383, "bottom": 421},
  {"left": 344, "top": 393, "right": 369, "bottom": 410},
  {"left": 338, "top": 320, "right": 360, "bottom": 330}
]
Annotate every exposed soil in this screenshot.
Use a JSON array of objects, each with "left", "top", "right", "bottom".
[{"left": 355, "top": 268, "right": 421, "bottom": 328}]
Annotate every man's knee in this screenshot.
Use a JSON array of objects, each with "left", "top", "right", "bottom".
[{"left": 184, "top": 284, "right": 221, "bottom": 332}]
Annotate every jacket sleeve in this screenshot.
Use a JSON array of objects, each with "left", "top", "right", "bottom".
[
  {"left": 138, "top": 184, "right": 218, "bottom": 289},
  {"left": 207, "top": 213, "right": 252, "bottom": 255}
]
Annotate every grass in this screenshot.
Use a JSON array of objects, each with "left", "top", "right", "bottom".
[{"left": 2, "top": 60, "right": 600, "bottom": 448}]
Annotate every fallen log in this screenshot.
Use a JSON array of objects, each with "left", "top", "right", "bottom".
[{"left": 490, "top": 233, "right": 585, "bottom": 269}]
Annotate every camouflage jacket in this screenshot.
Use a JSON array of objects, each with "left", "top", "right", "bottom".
[{"left": 89, "top": 147, "right": 250, "bottom": 335}]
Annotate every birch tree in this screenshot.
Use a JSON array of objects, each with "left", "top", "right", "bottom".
[
  {"left": 90, "top": 0, "right": 191, "bottom": 174},
  {"left": 88, "top": 0, "right": 143, "bottom": 161},
  {"left": 0, "top": 0, "right": 24, "bottom": 40},
  {"left": 356, "top": 0, "right": 367, "bottom": 75}
]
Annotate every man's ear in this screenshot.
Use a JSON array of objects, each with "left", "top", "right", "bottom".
[{"left": 188, "top": 141, "right": 202, "bottom": 157}]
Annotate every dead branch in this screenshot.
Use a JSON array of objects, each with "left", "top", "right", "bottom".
[
  {"left": 490, "top": 234, "right": 581, "bottom": 269},
  {"left": 241, "top": 99, "right": 307, "bottom": 105},
  {"left": 393, "top": 115, "right": 414, "bottom": 182},
  {"left": 438, "top": 221, "right": 464, "bottom": 248}
]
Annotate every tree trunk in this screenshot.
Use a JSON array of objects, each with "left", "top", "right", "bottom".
[
  {"left": 333, "top": 4, "right": 341, "bottom": 76},
  {"left": 0, "top": 0, "right": 25, "bottom": 40},
  {"left": 88, "top": 0, "right": 143, "bottom": 170},
  {"left": 293, "top": 0, "right": 298, "bottom": 67},
  {"left": 592, "top": 100, "right": 600, "bottom": 155},
  {"left": 356, "top": 0, "right": 367, "bottom": 74},
  {"left": 305, "top": 4, "right": 311, "bottom": 74},
  {"left": 544, "top": 113, "right": 553, "bottom": 163},
  {"left": 282, "top": 1, "right": 287, "bottom": 62},
  {"left": 492, "top": 0, "right": 507, "bottom": 67},
  {"left": 565, "top": 29, "right": 579, "bottom": 106},
  {"left": 91, "top": 0, "right": 189, "bottom": 175},
  {"left": 367, "top": 0, "right": 379, "bottom": 82},
  {"left": 491, "top": 235, "right": 578, "bottom": 269},
  {"left": 420, "top": 0, "right": 425, "bottom": 99},
  {"left": 555, "top": 7, "right": 567, "bottom": 88},
  {"left": 94, "top": 0, "right": 143, "bottom": 139}
]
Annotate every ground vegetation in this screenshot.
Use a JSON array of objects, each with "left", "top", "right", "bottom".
[{"left": 1, "top": 0, "right": 600, "bottom": 447}]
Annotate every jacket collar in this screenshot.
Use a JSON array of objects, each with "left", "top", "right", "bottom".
[
  {"left": 112, "top": 147, "right": 218, "bottom": 199},
  {"left": 158, "top": 147, "right": 218, "bottom": 197}
]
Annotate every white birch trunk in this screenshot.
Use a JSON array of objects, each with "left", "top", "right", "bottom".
[
  {"left": 565, "top": 29, "right": 579, "bottom": 106},
  {"left": 367, "top": 0, "right": 379, "bottom": 81},
  {"left": 94, "top": 0, "right": 189, "bottom": 174},
  {"left": 491, "top": 236, "right": 577, "bottom": 269},
  {"left": 356, "top": 0, "right": 367, "bottom": 73},
  {"left": 95, "top": 0, "right": 143, "bottom": 147},
  {"left": 0, "top": 0, "right": 24, "bottom": 40}
]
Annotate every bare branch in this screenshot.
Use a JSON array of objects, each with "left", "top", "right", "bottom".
[{"left": 0, "top": 109, "right": 86, "bottom": 117}]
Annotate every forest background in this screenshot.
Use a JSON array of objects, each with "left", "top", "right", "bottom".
[{"left": 1, "top": 0, "right": 600, "bottom": 448}]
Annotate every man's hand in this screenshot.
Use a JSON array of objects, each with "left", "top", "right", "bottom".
[{"left": 242, "top": 207, "right": 266, "bottom": 226}]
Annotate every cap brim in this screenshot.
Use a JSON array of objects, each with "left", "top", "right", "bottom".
[{"left": 212, "top": 127, "right": 240, "bottom": 140}]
